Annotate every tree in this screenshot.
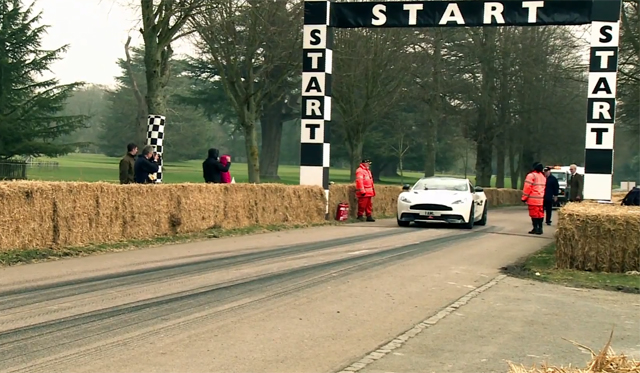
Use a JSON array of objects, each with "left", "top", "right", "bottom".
[
  {"left": 139, "top": 0, "right": 204, "bottom": 120},
  {"left": 332, "top": 28, "right": 414, "bottom": 180},
  {"left": 190, "top": 0, "right": 301, "bottom": 183},
  {"left": 57, "top": 85, "right": 109, "bottom": 153},
  {"left": 0, "top": 0, "right": 87, "bottom": 160},
  {"left": 100, "top": 46, "right": 222, "bottom": 161}
]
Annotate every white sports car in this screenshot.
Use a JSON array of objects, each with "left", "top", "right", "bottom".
[{"left": 396, "top": 177, "right": 488, "bottom": 229}]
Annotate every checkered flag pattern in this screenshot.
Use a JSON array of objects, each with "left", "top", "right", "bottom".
[
  {"left": 583, "top": 1, "right": 621, "bottom": 201},
  {"left": 300, "top": 0, "right": 333, "bottom": 216},
  {"left": 146, "top": 115, "right": 165, "bottom": 183}
]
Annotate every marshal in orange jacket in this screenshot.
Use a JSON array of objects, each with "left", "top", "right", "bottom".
[
  {"left": 355, "top": 164, "right": 376, "bottom": 197},
  {"left": 522, "top": 171, "right": 546, "bottom": 206}
]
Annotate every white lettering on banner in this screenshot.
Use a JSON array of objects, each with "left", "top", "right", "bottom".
[
  {"left": 594, "top": 50, "right": 615, "bottom": 69},
  {"left": 522, "top": 1, "right": 544, "bottom": 23},
  {"left": 591, "top": 101, "right": 612, "bottom": 121},
  {"left": 439, "top": 3, "right": 465, "bottom": 25},
  {"left": 369, "top": 1, "right": 553, "bottom": 26},
  {"left": 372, "top": 4, "right": 387, "bottom": 26},
  {"left": 484, "top": 2, "right": 505, "bottom": 24},
  {"left": 305, "top": 52, "right": 324, "bottom": 70},
  {"left": 404, "top": 4, "right": 423, "bottom": 26},
  {"left": 305, "top": 99, "right": 323, "bottom": 117}
]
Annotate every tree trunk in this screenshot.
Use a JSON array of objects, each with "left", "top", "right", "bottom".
[
  {"left": 348, "top": 138, "right": 364, "bottom": 181},
  {"left": 259, "top": 98, "right": 285, "bottom": 180},
  {"left": 243, "top": 122, "right": 261, "bottom": 183},
  {"left": 475, "top": 139, "right": 493, "bottom": 187},
  {"left": 495, "top": 135, "right": 506, "bottom": 188},
  {"left": 508, "top": 144, "right": 520, "bottom": 190},
  {"left": 380, "top": 160, "right": 399, "bottom": 177},
  {"left": 424, "top": 121, "right": 437, "bottom": 177}
]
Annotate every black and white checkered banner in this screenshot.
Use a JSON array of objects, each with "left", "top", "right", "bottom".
[
  {"left": 584, "top": 17, "right": 620, "bottom": 201},
  {"left": 301, "top": 0, "right": 332, "bottom": 214},
  {"left": 147, "top": 115, "right": 165, "bottom": 183},
  {"left": 300, "top": 0, "right": 622, "bottom": 207}
]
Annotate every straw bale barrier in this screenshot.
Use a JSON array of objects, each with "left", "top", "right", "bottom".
[
  {"left": 556, "top": 203, "right": 640, "bottom": 273},
  {"left": 0, "top": 181, "right": 325, "bottom": 251},
  {"left": 328, "top": 185, "right": 522, "bottom": 219},
  {"left": 0, "top": 181, "right": 523, "bottom": 252}
]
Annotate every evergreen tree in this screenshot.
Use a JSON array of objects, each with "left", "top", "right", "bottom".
[{"left": 0, "top": 0, "right": 86, "bottom": 159}]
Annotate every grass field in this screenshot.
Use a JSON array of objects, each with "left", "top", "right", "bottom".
[
  {"left": 503, "top": 244, "right": 640, "bottom": 294},
  {"left": 23, "top": 153, "right": 513, "bottom": 187}
]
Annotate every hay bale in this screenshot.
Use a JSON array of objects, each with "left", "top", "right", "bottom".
[
  {"left": 556, "top": 203, "right": 640, "bottom": 272},
  {"left": 0, "top": 181, "right": 55, "bottom": 250},
  {"left": 0, "top": 181, "right": 326, "bottom": 251},
  {"left": 327, "top": 184, "right": 522, "bottom": 219}
]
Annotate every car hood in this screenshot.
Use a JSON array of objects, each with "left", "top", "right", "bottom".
[{"left": 405, "top": 190, "right": 470, "bottom": 204}]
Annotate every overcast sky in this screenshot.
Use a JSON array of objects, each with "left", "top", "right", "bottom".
[
  {"left": 35, "top": 0, "right": 190, "bottom": 87},
  {"left": 34, "top": 0, "right": 591, "bottom": 88}
]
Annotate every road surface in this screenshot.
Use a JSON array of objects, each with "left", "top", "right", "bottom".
[{"left": 0, "top": 207, "right": 552, "bottom": 373}]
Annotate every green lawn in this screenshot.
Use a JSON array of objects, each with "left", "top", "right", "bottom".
[
  {"left": 503, "top": 244, "right": 640, "bottom": 294},
  {"left": 24, "top": 153, "right": 512, "bottom": 187}
]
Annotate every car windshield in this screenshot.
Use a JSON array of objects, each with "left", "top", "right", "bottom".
[
  {"left": 551, "top": 171, "right": 567, "bottom": 182},
  {"left": 413, "top": 178, "right": 469, "bottom": 192}
]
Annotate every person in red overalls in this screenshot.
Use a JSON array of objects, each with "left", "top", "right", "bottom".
[
  {"left": 522, "top": 162, "right": 547, "bottom": 235},
  {"left": 355, "top": 158, "right": 376, "bottom": 222}
]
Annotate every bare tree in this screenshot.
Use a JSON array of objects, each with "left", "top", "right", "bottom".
[
  {"left": 333, "top": 28, "right": 414, "bottom": 180},
  {"left": 139, "top": 0, "right": 204, "bottom": 118},
  {"left": 190, "top": 0, "right": 301, "bottom": 183}
]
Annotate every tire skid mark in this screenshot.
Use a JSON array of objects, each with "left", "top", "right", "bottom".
[
  {"left": 0, "top": 228, "right": 413, "bottom": 311},
  {"left": 0, "top": 229, "right": 491, "bottom": 372}
]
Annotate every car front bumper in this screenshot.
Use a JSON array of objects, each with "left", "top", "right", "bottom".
[{"left": 398, "top": 212, "right": 467, "bottom": 224}]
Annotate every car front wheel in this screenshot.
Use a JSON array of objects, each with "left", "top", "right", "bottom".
[
  {"left": 476, "top": 205, "right": 487, "bottom": 226},
  {"left": 461, "top": 205, "right": 475, "bottom": 230},
  {"left": 397, "top": 216, "right": 410, "bottom": 227}
]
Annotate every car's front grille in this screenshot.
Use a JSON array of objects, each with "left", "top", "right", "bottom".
[{"left": 409, "top": 204, "right": 453, "bottom": 211}]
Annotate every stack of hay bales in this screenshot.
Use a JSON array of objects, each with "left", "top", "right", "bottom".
[
  {"left": 0, "top": 181, "right": 325, "bottom": 251},
  {"left": 556, "top": 203, "right": 640, "bottom": 272},
  {"left": 329, "top": 185, "right": 522, "bottom": 219}
]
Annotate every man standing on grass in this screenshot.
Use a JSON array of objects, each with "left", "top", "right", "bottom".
[
  {"left": 522, "top": 162, "right": 546, "bottom": 235},
  {"left": 119, "top": 143, "right": 137, "bottom": 184},
  {"left": 543, "top": 166, "right": 559, "bottom": 226},
  {"left": 355, "top": 158, "right": 375, "bottom": 222}
]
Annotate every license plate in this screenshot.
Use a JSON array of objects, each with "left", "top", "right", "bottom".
[{"left": 420, "top": 211, "right": 440, "bottom": 216}]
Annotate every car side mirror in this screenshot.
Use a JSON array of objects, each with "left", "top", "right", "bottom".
[
  {"left": 474, "top": 186, "right": 484, "bottom": 193},
  {"left": 402, "top": 184, "right": 411, "bottom": 191}
]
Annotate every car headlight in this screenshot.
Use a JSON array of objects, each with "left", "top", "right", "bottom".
[
  {"left": 451, "top": 199, "right": 465, "bottom": 205},
  {"left": 400, "top": 196, "right": 412, "bottom": 203}
]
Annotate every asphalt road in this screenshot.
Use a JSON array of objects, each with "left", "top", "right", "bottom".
[{"left": 0, "top": 207, "right": 552, "bottom": 373}]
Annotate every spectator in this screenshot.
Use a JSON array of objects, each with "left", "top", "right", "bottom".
[
  {"left": 134, "top": 145, "right": 159, "bottom": 184},
  {"left": 568, "top": 164, "right": 583, "bottom": 202},
  {"left": 220, "top": 154, "right": 232, "bottom": 184},
  {"left": 203, "top": 148, "right": 231, "bottom": 183},
  {"left": 543, "top": 166, "right": 559, "bottom": 226},
  {"left": 119, "top": 143, "right": 137, "bottom": 184}
]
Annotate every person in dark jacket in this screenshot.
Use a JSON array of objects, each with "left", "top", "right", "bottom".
[
  {"left": 203, "top": 148, "right": 231, "bottom": 183},
  {"left": 134, "top": 145, "right": 159, "bottom": 184},
  {"left": 621, "top": 187, "right": 640, "bottom": 206},
  {"left": 119, "top": 143, "right": 138, "bottom": 184},
  {"left": 543, "top": 167, "right": 560, "bottom": 225}
]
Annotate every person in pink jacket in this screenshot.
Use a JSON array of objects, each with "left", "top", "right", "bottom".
[{"left": 220, "top": 154, "right": 232, "bottom": 183}]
